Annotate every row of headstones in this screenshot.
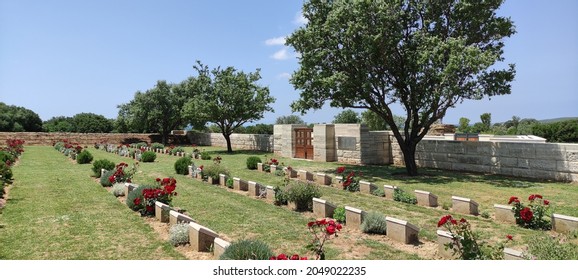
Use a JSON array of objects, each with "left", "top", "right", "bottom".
[{"left": 258, "top": 167, "right": 578, "bottom": 236}]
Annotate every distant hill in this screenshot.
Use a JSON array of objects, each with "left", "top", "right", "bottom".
[{"left": 538, "top": 117, "right": 578, "bottom": 123}]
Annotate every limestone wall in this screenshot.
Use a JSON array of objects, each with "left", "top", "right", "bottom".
[
  {"left": 273, "top": 124, "right": 308, "bottom": 158},
  {"left": 391, "top": 139, "right": 578, "bottom": 182},
  {"left": 187, "top": 132, "right": 273, "bottom": 152},
  {"left": 0, "top": 132, "right": 161, "bottom": 146}
]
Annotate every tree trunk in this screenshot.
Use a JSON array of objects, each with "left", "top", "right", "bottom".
[
  {"left": 401, "top": 144, "right": 419, "bottom": 176},
  {"left": 162, "top": 132, "right": 168, "bottom": 146},
  {"left": 223, "top": 133, "right": 233, "bottom": 153}
]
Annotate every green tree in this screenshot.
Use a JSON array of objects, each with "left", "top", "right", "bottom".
[
  {"left": 361, "top": 110, "right": 405, "bottom": 131},
  {"left": 71, "top": 113, "right": 113, "bottom": 133},
  {"left": 458, "top": 117, "right": 471, "bottom": 133},
  {"left": 333, "top": 109, "right": 360, "bottom": 124},
  {"left": 183, "top": 62, "right": 275, "bottom": 153},
  {"left": 0, "top": 102, "right": 43, "bottom": 132},
  {"left": 275, "top": 115, "right": 306, "bottom": 124},
  {"left": 43, "top": 116, "right": 75, "bottom": 132},
  {"left": 286, "top": 0, "right": 515, "bottom": 175},
  {"left": 480, "top": 113, "right": 492, "bottom": 132}
]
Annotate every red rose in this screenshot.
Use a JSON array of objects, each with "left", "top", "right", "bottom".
[
  {"left": 459, "top": 218, "right": 467, "bottom": 224},
  {"left": 134, "top": 197, "right": 141, "bottom": 206},
  {"left": 508, "top": 196, "right": 519, "bottom": 204},
  {"left": 307, "top": 221, "right": 315, "bottom": 227},
  {"left": 520, "top": 207, "right": 533, "bottom": 223},
  {"left": 156, "top": 178, "right": 161, "bottom": 182},
  {"left": 437, "top": 215, "right": 452, "bottom": 227},
  {"left": 535, "top": 194, "right": 543, "bottom": 199},
  {"left": 543, "top": 200, "right": 549, "bottom": 205},
  {"left": 336, "top": 166, "right": 346, "bottom": 174},
  {"left": 146, "top": 205, "right": 153, "bottom": 213},
  {"left": 528, "top": 194, "right": 536, "bottom": 201},
  {"left": 336, "top": 223, "right": 343, "bottom": 231},
  {"left": 290, "top": 254, "right": 300, "bottom": 260},
  {"left": 506, "top": 235, "right": 513, "bottom": 241},
  {"left": 450, "top": 219, "right": 457, "bottom": 225},
  {"left": 269, "top": 256, "right": 277, "bottom": 260},
  {"left": 326, "top": 225, "right": 336, "bottom": 235},
  {"left": 108, "top": 176, "right": 115, "bottom": 183},
  {"left": 277, "top": 254, "right": 288, "bottom": 260}
]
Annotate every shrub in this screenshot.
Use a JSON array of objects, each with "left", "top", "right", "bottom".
[
  {"left": 111, "top": 183, "right": 125, "bottom": 197},
  {"left": 333, "top": 206, "right": 346, "bottom": 223},
  {"left": 0, "top": 151, "right": 16, "bottom": 165},
  {"left": 246, "top": 156, "right": 262, "bottom": 170},
  {"left": 393, "top": 188, "right": 417, "bottom": 204},
  {"left": 286, "top": 181, "right": 321, "bottom": 211},
  {"left": 100, "top": 170, "right": 115, "bottom": 187},
  {"left": 219, "top": 239, "right": 273, "bottom": 260},
  {"left": 169, "top": 223, "right": 190, "bottom": 247},
  {"left": 203, "top": 164, "right": 230, "bottom": 182},
  {"left": 76, "top": 150, "right": 94, "bottom": 164},
  {"left": 141, "top": 151, "right": 156, "bottom": 162},
  {"left": 508, "top": 194, "right": 551, "bottom": 230},
  {"left": 527, "top": 235, "right": 578, "bottom": 260},
  {"left": 126, "top": 185, "right": 148, "bottom": 211},
  {"left": 336, "top": 166, "right": 361, "bottom": 192},
  {"left": 174, "top": 156, "right": 193, "bottom": 175},
  {"left": 371, "top": 188, "right": 385, "bottom": 197},
  {"left": 273, "top": 186, "right": 288, "bottom": 206},
  {"left": 226, "top": 177, "right": 234, "bottom": 188},
  {"left": 171, "top": 147, "right": 185, "bottom": 155},
  {"left": 92, "top": 159, "right": 116, "bottom": 177},
  {"left": 151, "top": 143, "right": 164, "bottom": 150},
  {"left": 361, "top": 212, "right": 387, "bottom": 234},
  {"left": 0, "top": 162, "right": 13, "bottom": 183},
  {"left": 200, "top": 151, "right": 212, "bottom": 160}
]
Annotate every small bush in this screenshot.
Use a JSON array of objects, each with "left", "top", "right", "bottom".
[
  {"left": 0, "top": 162, "right": 13, "bottom": 183},
  {"left": 273, "top": 186, "right": 288, "bottom": 206},
  {"left": 393, "top": 188, "right": 417, "bottom": 204},
  {"left": 169, "top": 223, "right": 190, "bottom": 246},
  {"left": 246, "top": 156, "right": 262, "bottom": 170},
  {"left": 111, "top": 183, "right": 125, "bottom": 197},
  {"left": 527, "top": 235, "right": 578, "bottom": 260},
  {"left": 151, "top": 143, "right": 164, "bottom": 150},
  {"left": 361, "top": 212, "right": 387, "bottom": 234},
  {"left": 76, "top": 150, "right": 93, "bottom": 164},
  {"left": 200, "top": 151, "right": 212, "bottom": 160},
  {"left": 100, "top": 169, "right": 115, "bottom": 187},
  {"left": 219, "top": 239, "right": 273, "bottom": 260},
  {"left": 141, "top": 151, "right": 156, "bottom": 162},
  {"left": 0, "top": 151, "right": 15, "bottom": 165},
  {"left": 203, "top": 164, "right": 230, "bottom": 182},
  {"left": 170, "top": 147, "right": 185, "bottom": 155},
  {"left": 226, "top": 177, "right": 234, "bottom": 188},
  {"left": 92, "top": 159, "right": 116, "bottom": 177},
  {"left": 286, "top": 181, "right": 321, "bottom": 211},
  {"left": 481, "top": 211, "right": 491, "bottom": 219},
  {"left": 126, "top": 185, "right": 150, "bottom": 211},
  {"left": 371, "top": 188, "right": 385, "bottom": 197},
  {"left": 442, "top": 202, "right": 450, "bottom": 210},
  {"left": 174, "top": 156, "right": 193, "bottom": 175},
  {"left": 333, "top": 206, "right": 346, "bottom": 223}
]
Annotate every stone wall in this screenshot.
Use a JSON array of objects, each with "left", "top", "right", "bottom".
[
  {"left": 391, "top": 139, "right": 578, "bottom": 182},
  {"left": 273, "top": 124, "right": 308, "bottom": 158},
  {"left": 187, "top": 132, "right": 273, "bottom": 152},
  {"left": 0, "top": 132, "right": 163, "bottom": 146}
]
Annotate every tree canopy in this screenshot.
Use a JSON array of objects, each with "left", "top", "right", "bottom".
[
  {"left": 183, "top": 62, "right": 275, "bottom": 152},
  {"left": 333, "top": 109, "right": 360, "bottom": 124},
  {"left": 0, "top": 102, "right": 43, "bottom": 132},
  {"left": 275, "top": 115, "right": 306, "bottom": 125},
  {"left": 286, "top": 0, "right": 516, "bottom": 175}
]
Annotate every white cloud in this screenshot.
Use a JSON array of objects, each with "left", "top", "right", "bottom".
[
  {"left": 265, "top": 36, "right": 286, "bottom": 46},
  {"left": 277, "top": 72, "right": 291, "bottom": 79},
  {"left": 271, "top": 48, "right": 290, "bottom": 60},
  {"left": 293, "top": 11, "right": 308, "bottom": 25}
]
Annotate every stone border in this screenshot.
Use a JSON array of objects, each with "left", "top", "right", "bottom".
[
  {"left": 414, "top": 190, "right": 438, "bottom": 207},
  {"left": 233, "top": 177, "right": 248, "bottom": 191},
  {"left": 316, "top": 173, "right": 332, "bottom": 186},
  {"left": 257, "top": 163, "right": 264, "bottom": 172},
  {"left": 124, "top": 183, "right": 137, "bottom": 197},
  {"left": 385, "top": 216, "right": 419, "bottom": 244},
  {"left": 155, "top": 201, "right": 171, "bottom": 223},
  {"left": 494, "top": 204, "right": 515, "bottom": 223},
  {"left": 247, "top": 181, "right": 262, "bottom": 197},
  {"left": 436, "top": 230, "right": 455, "bottom": 259},
  {"left": 266, "top": 186, "right": 275, "bottom": 202},
  {"left": 552, "top": 213, "right": 578, "bottom": 234},
  {"left": 298, "top": 170, "right": 314, "bottom": 181},
  {"left": 213, "top": 238, "right": 230, "bottom": 259},
  {"left": 270, "top": 165, "right": 278, "bottom": 173},
  {"left": 312, "top": 198, "right": 336, "bottom": 218},
  {"left": 169, "top": 210, "right": 195, "bottom": 226},
  {"left": 503, "top": 248, "right": 528, "bottom": 260},
  {"left": 452, "top": 196, "right": 479, "bottom": 215},
  {"left": 359, "top": 181, "right": 377, "bottom": 194},
  {"left": 189, "top": 222, "right": 220, "bottom": 252},
  {"left": 345, "top": 206, "right": 365, "bottom": 229},
  {"left": 383, "top": 185, "right": 398, "bottom": 200},
  {"left": 284, "top": 167, "right": 297, "bottom": 178},
  {"left": 219, "top": 174, "right": 228, "bottom": 187}
]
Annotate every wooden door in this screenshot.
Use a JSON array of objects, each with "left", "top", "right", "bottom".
[{"left": 294, "top": 128, "right": 313, "bottom": 159}]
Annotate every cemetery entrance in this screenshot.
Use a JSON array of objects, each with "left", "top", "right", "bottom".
[{"left": 294, "top": 128, "right": 313, "bottom": 159}]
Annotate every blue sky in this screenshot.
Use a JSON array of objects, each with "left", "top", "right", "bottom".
[{"left": 1, "top": 0, "right": 577, "bottom": 126}]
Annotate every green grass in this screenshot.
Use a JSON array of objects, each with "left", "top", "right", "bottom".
[{"left": 2, "top": 145, "right": 577, "bottom": 259}]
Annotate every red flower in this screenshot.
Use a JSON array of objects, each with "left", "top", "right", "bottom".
[
  {"left": 520, "top": 207, "right": 533, "bottom": 223},
  {"left": 508, "top": 196, "right": 519, "bottom": 204},
  {"left": 199, "top": 165, "right": 204, "bottom": 170},
  {"left": 437, "top": 215, "right": 452, "bottom": 227},
  {"left": 277, "top": 254, "right": 288, "bottom": 260},
  {"left": 290, "top": 254, "right": 300, "bottom": 260},
  {"left": 156, "top": 178, "right": 161, "bottom": 182},
  {"left": 535, "top": 194, "right": 543, "bottom": 199},
  {"left": 269, "top": 256, "right": 277, "bottom": 260},
  {"left": 146, "top": 205, "right": 153, "bottom": 213},
  {"left": 300, "top": 256, "right": 308, "bottom": 260},
  {"left": 543, "top": 199, "right": 549, "bottom": 205},
  {"left": 108, "top": 176, "right": 115, "bottom": 183},
  {"left": 307, "top": 221, "right": 315, "bottom": 228},
  {"left": 326, "top": 225, "right": 336, "bottom": 235},
  {"left": 460, "top": 218, "right": 467, "bottom": 223},
  {"left": 528, "top": 194, "right": 536, "bottom": 201},
  {"left": 506, "top": 235, "right": 513, "bottom": 241},
  {"left": 127, "top": 179, "right": 131, "bottom": 183},
  {"left": 134, "top": 197, "right": 141, "bottom": 206},
  {"left": 336, "top": 166, "right": 346, "bottom": 174},
  {"left": 450, "top": 219, "right": 457, "bottom": 225}
]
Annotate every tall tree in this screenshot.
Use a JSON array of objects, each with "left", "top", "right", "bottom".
[
  {"left": 276, "top": 115, "right": 306, "bottom": 125},
  {"left": 43, "top": 116, "right": 75, "bottom": 132},
  {"left": 71, "top": 113, "right": 113, "bottom": 133},
  {"left": 286, "top": 0, "right": 515, "bottom": 175},
  {"left": 0, "top": 102, "right": 43, "bottom": 132},
  {"left": 333, "top": 109, "right": 361, "bottom": 124},
  {"left": 183, "top": 62, "right": 275, "bottom": 153},
  {"left": 361, "top": 110, "right": 405, "bottom": 131},
  {"left": 458, "top": 117, "right": 471, "bottom": 133},
  {"left": 480, "top": 113, "right": 492, "bottom": 132}
]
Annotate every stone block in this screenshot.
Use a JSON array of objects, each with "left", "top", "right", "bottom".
[
  {"left": 247, "top": 181, "right": 263, "bottom": 197},
  {"left": 414, "top": 190, "right": 438, "bottom": 207},
  {"left": 437, "top": 230, "right": 456, "bottom": 259},
  {"left": 207, "top": 176, "right": 218, "bottom": 185},
  {"left": 359, "top": 181, "right": 378, "bottom": 195},
  {"left": 169, "top": 210, "right": 194, "bottom": 226},
  {"left": 100, "top": 168, "right": 107, "bottom": 178},
  {"left": 219, "top": 174, "right": 227, "bottom": 187},
  {"left": 333, "top": 176, "right": 343, "bottom": 188},
  {"left": 270, "top": 165, "right": 278, "bottom": 173},
  {"left": 257, "top": 163, "right": 264, "bottom": 172},
  {"left": 316, "top": 173, "right": 332, "bottom": 186},
  {"left": 188, "top": 165, "right": 193, "bottom": 178},
  {"left": 189, "top": 222, "right": 220, "bottom": 252},
  {"left": 124, "top": 183, "right": 137, "bottom": 197},
  {"left": 503, "top": 248, "right": 528, "bottom": 260},
  {"left": 383, "top": 185, "right": 398, "bottom": 200},
  {"left": 266, "top": 186, "right": 275, "bottom": 202},
  {"left": 385, "top": 216, "right": 419, "bottom": 244},
  {"left": 452, "top": 196, "right": 479, "bottom": 215},
  {"left": 233, "top": 177, "right": 248, "bottom": 191},
  {"left": 298, "top": 170, "right": 314, "bottom": 181},
  {"left": 312, "top": 198, "right": 336, "bottom": 219},
  {"left": 345, "top": 206, "right": 365, "bottom": 230},
  {"left": 213, "top": 238, "right": 230, "bottom": 259},
  {"left": 494, "top": 204, "right": 515, "bottom": 223},
  {"left": 155, "top": 201, "right": 171, "bottom": 223},
  {"left": 552, "top": 213, "right": 578, "bottom": 234},
  {"left": 284, "top": 167, "right": 297, "bottom": 178}
]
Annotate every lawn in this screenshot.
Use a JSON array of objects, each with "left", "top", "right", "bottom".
[{"left": 1, "top": 145, "right": 577, "bottom": 260}]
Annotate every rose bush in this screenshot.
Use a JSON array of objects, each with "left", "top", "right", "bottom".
[{"left": 508, "top": 194, "right": 551, "bottom": 230}]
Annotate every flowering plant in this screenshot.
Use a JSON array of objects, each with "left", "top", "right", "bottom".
[
  {"left": 270, "top": 254, "right": 307, "bottom": 260},
  {"left": 5, "top": 139, "right": 25, "bottom": 157},
  {"left": 336, "top": 166, "right": 361, "bottom": 192},
  {"left": 140, "top": 177, "right": 178, "bottom": 215},
  {"left": 306, "top": 218, "right": 342, "bottom": 260},
  {"left": 438, "top": 215, "right": 512, "bottom": 260},
  {"left": 508, "top": 194, "right": 551, "bottom": 230},
  {"left": 108, "top": 162, "right": 138, "bottom": 184}
]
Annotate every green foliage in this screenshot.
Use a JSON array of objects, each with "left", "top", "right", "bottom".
[
  {"left": 333, "top": 109, "right": 360, "bottom": 124},
  {"left": 0, "top": 151, "right": 16, "bottom": 165},
  {"left": 170, "top": 147, "right": 185, "bottom": 155},
  {"left": 480, "top": 211, "right": 491, "bottom": 219},
  {"left": 393, "top": 188, "right": 417, "bottom": 205},
  {"left": 126, "top": 185, "right": 150, "bottom": 211},
  {"left": 442, "top": 202, "right": 450, "bottom": 211},
  {"left": 273, "top": 186, "right": 288, "bottom": 206},
  {"left": 0, "top": 161, "right": 13, "bottom": 182},
  {"left": 100, "top": 170, "right": 115, "bottom": 187},
  {"left": 141, "top": 151, "right": 156, "bottom": 162},
  {"left": 246, "top": 156, "right": 262, "bottom": 170},
  {"left": 333, "top": 206, "right": 346, "bottom": 223},
  {"left": 510, "top": 195, "right": 551, "bottom": 230},
  {"left": 200, "top": 151, "right": 212, "bottom": 160},
  {"left": 202, "top": 164, "right": 230, "bottom": 182},
  {"left": 361, "top": 212, "right": 387, "bottom": 234},
  {"left": 43, "top": 116, "right": 75, "bottom": 132},
  {"left": 371, "top": 188, "right": 385, "bottom": 197},
  {"left": 182, "top": 61, "right": 276, "bottom": 153},
  {"left": 285, "top": 181, "right": 321, "bottom": 211},
  {"left": 226, "top": 177, "right": 234, "bottom": 188},
  {"left": 0, "top": 102, "right": 43, "bottom": 132},
  {"left": 275, "top": 115, "right": 305, "bottom": 125},
  {"left": 71, "top": 113, "right": 113, "bottom": 133},
  {"left": 111, "top": 183, "right": 125, "bottom": 197},
  {"left": 532, "top": 120, "right": 578, "bottom": 143},
  {"left": 219, "top": 239, "right": 273, "bottom": 260},
  {"left": 286, "top": 0, "right": 515, "bottom": 176},
  {"left": 168, "top": 223, "right": 190, "bottom": 247},
  {"left": 76, "top": 150, "right": 94, "bottom": 164},
  {"left": 242, "top": 124, "right": 274, "bottom": 135},
  {"left": 174, "top": 156, "right": 193, "bottom": 175},
  {"left": 527, "top": 235, "right": 578, "bottom": 260},
  {"left": 151, "top": 143, "right": 164, "bottom": 150},
  {"left": 361, "top": 110, "right": 406, "bottom": 131},
  {"left": 458, "top": 117, "right": 471, "bottom": 133}
]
